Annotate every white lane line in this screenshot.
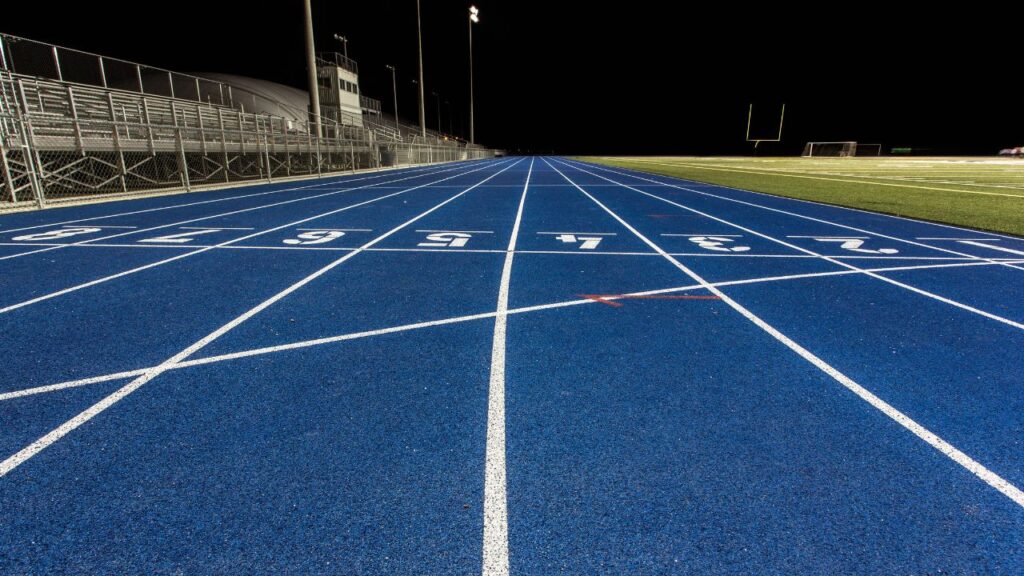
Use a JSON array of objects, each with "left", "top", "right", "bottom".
[
  {"left": 959, "top": 241, "right": 1024, "bottom": 257},
  {"left": 482, "top": 158, "right": 533, "bottom": 576},
  {"left": 415, "top": 229, "right": 495, "bottom": 234},
  {"left": 547, "top": 157, "right": 1024, "bottom": 509},
  {"left": 662, "top": 233, "right": 741, "bottom": 237},
  {"left": 0, "top": 162, "right": 447, "bottom": 235},
  {"left": 296, "top": 228, "right": 372, "bottom": 232},
  {"left": 0, "top": 162, "right": 496, "bottom": 314},
  {"left": 179, "top": 226, "right": 255, "bottom": 231},
  {"left": 787, "top": 235, "right": 869, "bottom": 239},
  {"left": 0, "top": 162, "right": 465, "bottom": 263},
  {"left": 916, "top": 237, "right": 1002, "bottom": 241},
  {"left": 62, "top": 225, "right": 138, "bottom": 229},
  {"left": 536, "top": 231, "right": 617, "bottom": 236},
  {"left": 0, "top": 158, "right": 520, "bottom": 478},
  {"left": 559, "top": 159, "right": 1024, "bottom": 332},
  {"left": 7, "top": 256, "right": 1021, "bottom": 404},
  {"left": 580, "top": 159, "right": 1024, "bottom": 272}
]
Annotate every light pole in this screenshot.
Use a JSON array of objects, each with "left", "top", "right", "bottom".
[
  {"left": 468, "top": 5, "right": 479, "bottom": 144},
  {"left": 333, "top": 34, "right": 348, "bottom": 58},
  {"left": 302, "top": 0, "right": 321, "bottom": 138},
  {"left": 386, "top": 65, "right": 400, "bottom": 134},
  {"left": 445, "top": 100, "right": 453, "bottom": 135},
  {"left": 416, "top": 0, "right": 427, "bottom": 138}
]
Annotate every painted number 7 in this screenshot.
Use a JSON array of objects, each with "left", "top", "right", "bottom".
[{"left": 556, "top": 234, "right": 602, "bottom": 250}]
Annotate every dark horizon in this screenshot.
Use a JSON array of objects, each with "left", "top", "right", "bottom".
[{"left": 5, "top": 2, "right": 1022, "bottom": 155}]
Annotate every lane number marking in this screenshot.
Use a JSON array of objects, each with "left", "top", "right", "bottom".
[
  {"left": 284, "top": 230, "right": 346, "bottom": 245},
  {"left": 12, "top": 227, "right": 102, "bottom": 242}
]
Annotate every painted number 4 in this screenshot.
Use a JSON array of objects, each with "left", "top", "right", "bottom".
[{"left": 556, "top": 234, "right": 602, "bottom": 250}]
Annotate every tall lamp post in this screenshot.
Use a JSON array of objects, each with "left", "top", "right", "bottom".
[
  {"left": 386, "top": 65, "right": 400, "bottom": 134},
  {"left": 416, "top": 0, "right": 427, "bottom": 138},
  {"left": 302, "top": 0, "right": 321, "bottom": 138},
  {"left": 468, "top": 5, "right": 479, "bottom": 144}
]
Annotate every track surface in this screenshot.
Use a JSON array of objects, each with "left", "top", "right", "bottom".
[{"left": 1, "top": 158, "right": 1022, "bottom": 574}]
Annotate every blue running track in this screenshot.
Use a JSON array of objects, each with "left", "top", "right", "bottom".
[{"left": 1, "top": 157, "right": 1022, "bottom": 574}]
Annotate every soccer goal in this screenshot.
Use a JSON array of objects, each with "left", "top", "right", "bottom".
[{"left": 802, "top": 142, "right": 858, "bottom": 157}]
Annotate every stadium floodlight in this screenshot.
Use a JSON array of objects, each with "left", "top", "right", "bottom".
[
  {"left": 386, "top": 65, "right": 400, "bottom": 134},
  {"left": 468, "top": 5, "right": 479, "bottom": 143},
  {"left": 333, "top": 34, "right": 348, "bottom": 58}
]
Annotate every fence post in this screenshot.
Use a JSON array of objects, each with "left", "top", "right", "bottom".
[
  {"left": 16, "top": 80, "right": 46, "bottom": 207},
  {"left": 350, "top": 141, "right": 355, "bottom": 174},
  {"left": 0, "top": 133, "right": 18, "bottom": 203},
  {"left": 176, "top": 127, "right": 191, "bottom": 192},
  {"left": 107, "top": 93, "right": 128, "bottom": 192}
]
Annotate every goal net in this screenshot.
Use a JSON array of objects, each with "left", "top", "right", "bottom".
[{"left": 802, "top": 142, "right": 858, "bottom": 157}]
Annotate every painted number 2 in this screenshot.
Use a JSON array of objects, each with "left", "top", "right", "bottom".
[
  {"left": 284, "top": 230, "right": 345, "bottom": 245},
  {"left": 814, "top": 238, "right": 898, "bottom": 254}
]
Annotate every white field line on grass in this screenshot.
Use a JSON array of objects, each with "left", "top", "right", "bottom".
[
  {"left": 5, "top": 257, "right": 1020, "bottom": 404},
  {"left": 599, "top": 157, "right": 1024, "bottom": 243},
  {"left": 0, "top": 161, "right": 499, "bottom": 315},
  {"left": 0, "top": 158, "right": 522, "bottom": 478},
  {"left": 558, "top": 159, "right": 1024, "bottom": 332},
  {"left": 481, "top": 158, "right": 532, "bottom": 576},
  {"left": 615, "top": 158, "right": 1024, "bottom": 199},
  {"left": 0, "top": 162, "right": 447, "bottom": 235},
  {"left": 0, "top": 161, "right": 466, "bottom": 264},
  {"left": 546, "top": 157, "right": 1024, "bottom": 509},
  {"left": 578, "top": 159, "right": 1024, "bottom": 273}
]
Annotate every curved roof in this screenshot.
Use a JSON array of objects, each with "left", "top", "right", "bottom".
[{"left": 196, "top": 73, "right": 311, "bottom": 122}]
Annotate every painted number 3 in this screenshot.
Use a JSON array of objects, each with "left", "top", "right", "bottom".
[{"left": 688, "top": 236, "right": 750, "bottom": 252}]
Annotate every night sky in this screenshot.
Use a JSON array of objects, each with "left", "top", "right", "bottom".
[{"left": 4, "top": 2, "right": 1022, "bottom": 155}]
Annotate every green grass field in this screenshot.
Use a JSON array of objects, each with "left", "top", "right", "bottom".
[{"left": 578, "top": 157, "right": 1024, "bottom": 236}]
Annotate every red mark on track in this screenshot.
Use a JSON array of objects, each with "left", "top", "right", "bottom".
[{"left": 578, "top": 293, "right": 721, "bottom": 307}]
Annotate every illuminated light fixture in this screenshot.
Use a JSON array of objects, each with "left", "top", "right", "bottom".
[{"left": 469, "top": 5, "right": 480, "bottom": 23}]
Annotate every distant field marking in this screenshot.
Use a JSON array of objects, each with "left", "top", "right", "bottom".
[
  {"left": 0, "top": 162, "right": 446, "bottom": 235},
  {"left": 563, "top": 159, "right": 1024, "bottom": 331},
  {"left": 621, "top": 158, "right": 1024, "bottom": 199},
  {"left": 0, "top": 158, "right": 520, "bottom": 478},
  {"left": 62, "top": 225, "right": 138, "bottom": 229},
  {"left": 6, "top": 256, "right": 1018, "bottom": 402},
  {"left": 549, "top": 157, "right": 1024, "bottom": 509},
  {"left": 0, "top": 162, "right": 494, "bottom": 314},
  {"left": 581, "top": 160, "right": 1024, "bottom": 272},
  {"left": 482, "top": 158, "right": 533, "bottom": 576},
  {"left": 0, "top": 162, "right": 463, "bottom": 263},
  {"left": 959, "top": 241, "right": 1024, "bottom": 257},
  {"left": 597, "top": 157, "right": 1024, "bottom": 242}
]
